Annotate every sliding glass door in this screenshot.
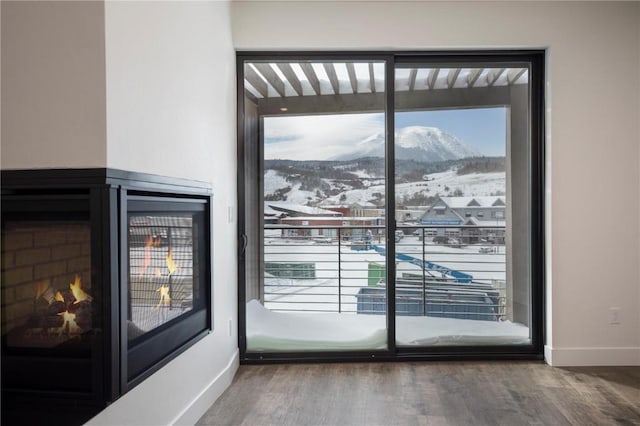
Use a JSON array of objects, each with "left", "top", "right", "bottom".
[
  {"left": 238, "top": 52, "right": 544, "bottom": 360},
  {"left": 240, "top": 58, "right": 390, "bottom": 353},
  {"left": 394, "top": 60, "right": 535, "bottom": 348}
]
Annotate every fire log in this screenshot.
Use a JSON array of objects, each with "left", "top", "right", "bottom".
[
  {"left": 74, "top": 301, "right": 92, "bottom": 330},
  {"left": 47, "top": 301, "right": 66, "bottom": 316}
]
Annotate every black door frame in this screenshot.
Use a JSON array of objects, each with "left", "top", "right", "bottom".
[{"left": 237, "top": 51, "right": 545, "bottom": 363}]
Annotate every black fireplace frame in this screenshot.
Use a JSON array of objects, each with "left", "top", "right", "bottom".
[{"left": 1, "top": 168, "right": 213, "bottom": 425}]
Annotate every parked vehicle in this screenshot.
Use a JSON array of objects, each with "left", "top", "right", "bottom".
[{"left": 432, "top": 236, "right": 449, "bottom": 245}]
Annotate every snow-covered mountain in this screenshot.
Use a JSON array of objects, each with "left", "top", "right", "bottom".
[{"left": 332, "top": 126, "right": 481, "bottom": 162}]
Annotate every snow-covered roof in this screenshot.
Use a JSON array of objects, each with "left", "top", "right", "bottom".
[
  {"left": 463, "top": 217, "right": 506, "bottom": 227},
  {"left": 350, "top": 201, "right": 377, "bottom": 208},
  {"left": 439, "top": 196, "right": 506, "bottom": 209},
  {"left": 281, "top": 216, "right": 382, "bottom": 222},
  {"left": 264, "top": 204, "right": 287, "bottom": 217},
  {"left": 318, "top": 204, "right": 350, "bottom": 209},
  {"left": 265, "top": 201, "right": 342, "bottom": 217}
]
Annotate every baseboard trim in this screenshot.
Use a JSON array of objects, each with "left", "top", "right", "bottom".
[
  {"left": 544, "top": 345, "right": 640, "bottom": 366},
  {"left": 172, "top": 348, "right": 240, "bottom": 425}
]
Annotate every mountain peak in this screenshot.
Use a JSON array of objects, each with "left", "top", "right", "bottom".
[{"left": 332, "top": 126, "right": 481, "bottom": 162}]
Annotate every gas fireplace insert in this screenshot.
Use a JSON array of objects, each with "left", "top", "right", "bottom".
[{"left": 1, "top": 169, "right": 213, "bottom": 425}]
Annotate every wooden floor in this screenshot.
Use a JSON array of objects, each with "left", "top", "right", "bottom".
[{"left": 197, "top": 362, "right": 640, "bottom": 426}]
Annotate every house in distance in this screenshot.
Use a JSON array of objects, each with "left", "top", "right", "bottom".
[{"left": 419, "top": 196, "right": 506, "bottom": 245}]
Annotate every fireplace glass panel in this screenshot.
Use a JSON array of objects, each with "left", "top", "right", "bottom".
[
  {"left": 1, "top": 221, "right": 92, "bottom": 351},
  {"left": 127, "top": 212, "right": 200, "bottom": 341}
]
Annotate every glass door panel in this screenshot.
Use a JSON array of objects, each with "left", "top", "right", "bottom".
[
  {"left": 243, "top": 59, "right": 388, "bottom": 352},
  {"left": 394, "top": 63, "right": 532, "bottom": 347}
]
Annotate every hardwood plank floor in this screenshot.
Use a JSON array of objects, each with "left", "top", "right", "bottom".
[{"left": 197, "top": 362, "right": 640, "bottom": 426}]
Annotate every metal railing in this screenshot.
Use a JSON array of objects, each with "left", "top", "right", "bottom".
[{"left": 262, "top": 225, "right": 507, "bottom": 321}]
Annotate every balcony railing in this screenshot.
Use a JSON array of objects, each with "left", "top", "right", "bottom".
[{"left": 263, "top": 225, "right": 507, "bottom": 321}]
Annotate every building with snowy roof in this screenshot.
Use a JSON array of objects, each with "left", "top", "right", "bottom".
[
  {"left": 264, "top": 201, "right": 343, "bottom": 218},
  {"left": 419, "top": 196, "right": 506, "bottom": 244}
]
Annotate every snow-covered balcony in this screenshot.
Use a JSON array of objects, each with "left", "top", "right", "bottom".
[{"left": 246, "top": 224, "right": 530, "bottom": 352}]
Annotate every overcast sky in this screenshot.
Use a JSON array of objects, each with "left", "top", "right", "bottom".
[{"left": 264, "top": 107, "right": 506, "bottom": 161}]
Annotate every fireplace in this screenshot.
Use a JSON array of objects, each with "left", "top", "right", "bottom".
[{"left": 1, "top": 169, "right": 212, "bottom": 425}]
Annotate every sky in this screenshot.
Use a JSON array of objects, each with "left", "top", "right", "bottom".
[{"left": 264, "top": 107, "right": 506, "bottom": 161}]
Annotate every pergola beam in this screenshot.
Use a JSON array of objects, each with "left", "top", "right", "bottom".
[
  {"left": 253, "top": 63, "right": 286, "bottom": 98},
  {"left": 323, "top": 63, "right": 340, "bottom": 95},
  {"left": 277, "top": 63, "right": 303, "bottom": 96},
  {"left": 487, "top": 68, "right": 505, "bottom": 87},
  {"left": 408, "top": 69, "right": 418, "bottom": 91},
  {"left": 369, "top": 63, "right": 376, "bottom": 93},
  {"left": 244, "top": 65, "right": 269, "bottom": 98},
  {"left": 299, "top": 63, "right": 321, "bottom": 96},
  {"left": 346, "top": 63, "right": 358, "bottom": 94},
  {"left": 447, "top": 68, "right": 461, "bottom": 89},
  {"left": 256, "top": 86, "right": 510, "bottom": 116},
  {"left": 507, "top": 68, "right": 527, "bottom": 85},
  {"left": 467, "top": 68, "right": 483, "bottom": 88},
  {"left": 427, "top": 68, "right": 440, "bottom": 90}
]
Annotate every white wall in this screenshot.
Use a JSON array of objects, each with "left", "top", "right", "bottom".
[
  {"left": 89, "top": 1, "right": 238, "bottom": 424},
  {"left": 104, "top": 1, "right": 236, "bottom": 183},
  {"left": 1, "top": 1, "right": 107, "bottom": 169},
  {"left": 2, "top": 1, "right": 238, "bottom": 424},
  {"left": 231, "top": 0, "right": 640, "bottom": 366}
]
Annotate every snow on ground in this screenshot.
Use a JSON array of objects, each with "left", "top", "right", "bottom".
[
  {"left": 265, "top": 166, "right": 505, "bottom": 207},
  {"left": 349, "top": 169, "right": 377, "bottom": 179},
  {"left": 246, "top": 300, "right": 530, "bottom": 352},
  {"left": 264, "top": 169, "right": 289, "bottom": 195},
  {"left": 420, "top": 169, "right": 505, "bottom": 196},
  {"left": 324, "top": 170, "right": 505, "bottom": 205},
  {"left": 276, "top": 183, "right": 319, "bottom": 205},
  {"left": 249, "top": 236, "right": 525, "bottom": 351},
  {"left": 262, "top": 236, "right": 505, "bottom": 313}
]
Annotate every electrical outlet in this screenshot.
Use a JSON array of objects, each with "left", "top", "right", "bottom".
[
  {"left": 610, "top": 307, "right": 621, "bottom": 325},
  {"left": 227, "top": 206, "right": 234, "bottom": 224},
  {"left": 228, "top": 318, "right": 233, "bottom": 336}
]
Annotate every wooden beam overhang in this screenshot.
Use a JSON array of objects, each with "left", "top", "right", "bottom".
[
  {"left": 507, "top": 68, "right": 527, "bottom": 84},
  {"left": 427, "top": 68, "right": 440, "bottom": 90},
  {"left": 253, "top": 63, "right": 286, "bottom": 98},
  {"left": 299, "top": 63, "right": 321, "bottom": 95},
  {"left": 277, "top": 63, "right": 303, "bottom": 96},
  {"left": 346, "top": 63, "right": 358, "bottom": 94},
  {"left": 369, "top": 63, "right": 376, "bottom": 93},
  {"left": 323, "top": 63, "right": 340, "bottom": 95},
  {"left": 255, "top": 86, "right": 511, "bottom": 116},
  {"left": 244, "top": 65, "right": 269, "bottom": 98},
  {"left": 408, "top": 69, "right": 418, "bottom": 91},
  {"left": 488, "top": 68, "right": 506, "bottom": 87},
  {"left": 447, "top": 69, "right": 461, "bottom": 89}
]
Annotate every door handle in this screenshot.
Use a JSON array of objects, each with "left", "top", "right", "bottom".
[{"left": 239, "top": 233, "right": 248, "bottom": 255}]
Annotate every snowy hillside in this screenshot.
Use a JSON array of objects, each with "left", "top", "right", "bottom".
[
  {"left": 322, "top": 169, "right": 505, "bottom": 206},
  {"left": 264, "top": 167, "right": 505, "bottom": 207},
  {"left": 333, "top": 126, "right": 481, "bottom": 162},
  {"left": 264, "top": 170, "right": 289, "bottom": 194}
]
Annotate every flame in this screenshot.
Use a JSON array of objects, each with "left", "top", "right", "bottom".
[
  {"left": 58, "top": 311, "right": 80, "bottom": 335},
  {"left": 55, "top": 291, "right": 65, "bottom": 303},
  {"left": 156, "top": 285, "right": 171, "bottom": 308},
  {"left": 166, "top": 248, "right": 179, "bottom": 276},
  {"left": 142, "top": 236, "right": 154, "bottom": 273},
  {"left": 69, "top": 275, "right": 92, "bottom": 303},
  {"left": 33, "top": 280, "right": 50, "bottom": 300}
]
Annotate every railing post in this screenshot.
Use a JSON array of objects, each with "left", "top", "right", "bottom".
[
  {"left": 422, "top": 227, "right": 426, "bottom": 316},
  {"left": 337, "top": 227, "right": 342, "bottom": 314}
]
